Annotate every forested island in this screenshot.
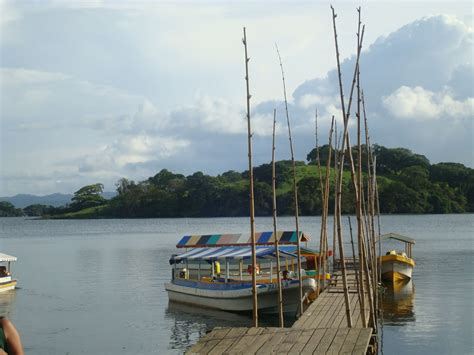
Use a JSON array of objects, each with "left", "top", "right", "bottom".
[{"left": 1, "top": 145, "right": 473, "bottom": 218}]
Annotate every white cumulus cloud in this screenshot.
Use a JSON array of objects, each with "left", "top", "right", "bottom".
[{"left": 382, "top": 86, "right": 473, "bottom": 120}]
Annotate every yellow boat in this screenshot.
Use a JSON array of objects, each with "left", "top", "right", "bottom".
[{"left": 379, "top": 233, "right": 415, "bottom": 283}]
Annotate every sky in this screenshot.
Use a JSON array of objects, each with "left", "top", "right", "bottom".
[{"left": 0, "top": 0, "right": 472, "bottom": 196}]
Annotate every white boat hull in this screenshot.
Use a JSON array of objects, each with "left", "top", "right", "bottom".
[
  {"left": 0, "top": 276, "right": 16, "bottom": 292},
  {"left": 165, "top": 278, "right": 316, "bottom": 314}
]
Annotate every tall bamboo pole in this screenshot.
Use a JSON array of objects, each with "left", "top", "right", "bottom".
[
  {"left": 242, "top": 27, "right": 258, "bottom": 327},
  {"left": 362, "top": 90, "right": 379, "bottom": 318},
  {"left": 271, "top": 108, "right": 284, "bottom": 327},
  {"left": 331, "top": 4, "right": 364, "bottom": 327},
  {"left": 332, "top": 121, "right": 339, "bottom": 267},
  {"left": 332, "top": 6, "right": 376, "bottom": 329},
  {"left": 315, "top": 109, "right": 325, "bottom": 294},
  {"left": 276, "top": 44, "right": 303, "bottom": 316},
  {"left": 374, "top": 155, "right": 383, "bottom": 297},
  {"left": 349, "top": 7, "right": 367, "bottom": 327},
  {"left": 320, "top": 117, "right": 335, "bottom": 293},
  {"left": 348, "top": 216, "right": 362, "bottom": 308}
]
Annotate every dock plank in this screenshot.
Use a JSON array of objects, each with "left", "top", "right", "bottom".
[
  {"left": 287, "top": 328, "right": 314, "bottom": 354},
  {"left": 300, "top": 328, "right": 327, "bottom": 355},
  {"left": 208, "top": 327, "right": 248, "bottom": 355},
  {"left": 325, "top": 328, "right": 350, "bottom": 354},
  {"left": 187, "top": 328, "right": 232, "bottom": 354},
  {"left": 275, "top": 329, "right": 303, "bottom": 354},
  {"left": 255, "top": 328, "right": 290, "bottom": 354},
  {"left": 339, "top": 328, "right": 361, "bottom": 354},
  {"left": 352, "top": 328, "right": 373, "bottom": 355},
  {"left": 313, "top": 328, "right": 338, "bottom": 354},
  {"left": 244, "top": 327, "right": 279, "bottom": 354},
  {"left": 226, "top": 327, "right": 264, "bottom": 354}
]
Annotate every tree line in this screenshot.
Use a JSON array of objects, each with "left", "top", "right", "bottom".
[{"left": 3, "top": 145, "right": 472, "bottom": 218}]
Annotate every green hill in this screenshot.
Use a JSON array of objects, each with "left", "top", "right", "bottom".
[{"left": 46, "top": 145, "right": 474, "bottom": 218}]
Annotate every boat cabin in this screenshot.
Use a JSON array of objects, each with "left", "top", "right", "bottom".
[{"left": 379, "top": 233, "right": 415, "bottom": 259}]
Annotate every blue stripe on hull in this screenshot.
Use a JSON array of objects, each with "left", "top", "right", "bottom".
[{"left": 172, "top": 278, "right": 299, "bottom": 291}]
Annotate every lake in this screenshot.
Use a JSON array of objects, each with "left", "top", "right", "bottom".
[{"left": 0, "top": 215, "right": 472, "bottom": 354}]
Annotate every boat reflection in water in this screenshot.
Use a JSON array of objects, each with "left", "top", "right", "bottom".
[
  {"left": 381, "top": 280, "right": 415, "bottom": 325},
  {"left": 165, "top": 301, "right": 254, "bottom": 353},
  {"left": 0, "top": 288, "right": 17, "bottom": 317},
  {"left": 165, "top": 300, "right": 297, "bottom": 352}
]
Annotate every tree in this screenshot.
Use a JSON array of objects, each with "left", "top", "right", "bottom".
[
  {"left": 0, "top": 202, "right": 23, "bottom": 217},
  {"left": 399, "top": 166, "right": 430, "bottom": 190},
  {"left": 297, "top": 176, "right": 322, "bottom": 215},
  {"left": 71, "top": 183, "right": 106, "bottom": 210},
  {"left": 378, "top": 181, "right": 428, "bottom": 213},
  {"left": 306, "top": 145, "right": 332, "bottom": 165},
  {"left": 115, "top": 178, "right": 136, "bottom": 196},
  {"left": 23, "top": 204, "right": 54, "bottom": 217},
  {"left": 373, "top": 145, "right": 430, "bottom": 174},
  {"left": 148, "top": 169, "right": 185, "bottom": 191},
  {"left": 219, "top": 170, "right": 243, "bottom": 183},
  {"left": 246, "top": 161, "right": 293, "bottom": 188}
]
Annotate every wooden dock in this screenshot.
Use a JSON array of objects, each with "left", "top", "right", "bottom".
[{"left": 186, "top": 271, "right": 373, "bottom": 354}]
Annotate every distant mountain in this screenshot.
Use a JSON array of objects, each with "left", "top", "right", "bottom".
[{"left": 0, "top": 192, "right": 116, "bottom": 208}]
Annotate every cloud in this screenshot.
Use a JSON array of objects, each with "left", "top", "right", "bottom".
[
  {"left": 382, "top": 86, "right": 473, "bottom": 120},
  {"left": 77, "top": 134, "right": 190, "bottom": 173},
  {"left": 1, "top": 8, "right": 473, "bottom": 195},
  {"left": 0, "top": 0, "right": 21, "bottom": 28},
  {"left": 1, "top": 68, "right": 144, "bottom": 131}
]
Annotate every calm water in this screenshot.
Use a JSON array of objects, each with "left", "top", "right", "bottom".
[{"left": 0, "top": 215, "right": 472, "bottom": 354}]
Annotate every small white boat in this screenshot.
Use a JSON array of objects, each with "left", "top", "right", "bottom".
[
  {"left": 379, "top": 233, "right": 415, "bottom": 283},
  {"left": 0, "top": 253, "right": 17, "bottom": 292},
  {"left": 165, "top": 231, "right": 318, "bottom": 315}
]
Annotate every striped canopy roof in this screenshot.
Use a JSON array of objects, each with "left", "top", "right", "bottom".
[
  {"left": 0, "top": 253, "right": 17, "bottom": 262},
  {"left": 176, "top": 231, "right": 310, "bottom": 248},
  {"left": 170, "top": 245, "right": 299, "bottom": 264}
]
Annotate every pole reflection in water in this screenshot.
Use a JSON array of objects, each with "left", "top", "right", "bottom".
[{"left": 382, "top": 280, "right": 415, "bottom": 325}]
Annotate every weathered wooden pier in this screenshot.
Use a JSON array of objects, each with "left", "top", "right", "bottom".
[{"left": 186, "top": 270, "right": 374, "bottom": 354}]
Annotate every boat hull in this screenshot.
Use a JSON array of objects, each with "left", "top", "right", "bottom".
[
  {"left": 165, "top": 278, "right": 316, "bottom": 314},
  {"left": 380, "top": 255, "right": 414, "bottom": 282},
  {"left": 0, "top": 276, "right": 16, "bottom": 293}
]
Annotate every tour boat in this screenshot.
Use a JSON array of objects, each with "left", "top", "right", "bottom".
[
  {"left": 379, "top": 233, "right": 415, "bottom": 283},
  {"left": 0, "top": 253, "right": 17, "bottom": 292},
  {"left": 165, "top": 231, "right": 318, "bottom": 314}
]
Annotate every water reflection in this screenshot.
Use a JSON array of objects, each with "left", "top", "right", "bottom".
[
  {"left": 164, "top": 301, "right": 296, "bottom": 351},
  {"left": 165, "top": 301, "right": 253, "bottom": 351},
  {"left": 0, "top": 289, "right": 17, "bottom": 317},
  {"left": 382, "top": 280, "right": 415, "bottom": 324}
]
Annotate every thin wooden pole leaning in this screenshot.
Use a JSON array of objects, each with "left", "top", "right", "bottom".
[
  {"left": 331, "top": 4, "right": 354, "bottom": 327},
  {"left": 271, "top": 108, "right": 284, "bottom": 327},
  {"left": 242, "top": 27, "right": 258, "bottom": 327},
  {"left": 348, "top": 216, "right": 362, "bottom": 308},
  {"left": 333, "top": 6, "right": 374, "bottom": 329},
  {"left": 363, "top": 90, "right": 379, "bottom": 319},
  {"left": 374, "top": 155, "right": 383, "bottom": 300},
  {"left": 315, "top": 109, "right": 325, "bottom": 294},
  {"left": 320, "top": 116, "right": 335, "bottom": 293},
  {"left": 354, "top": 7, "right": 368, "bottom": 328},
  {"left": 276, "top": 44, "right": 303, "bottom": 316},
  {"left": 332, "top": 121, "right": 339, "bottom": 268}
]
